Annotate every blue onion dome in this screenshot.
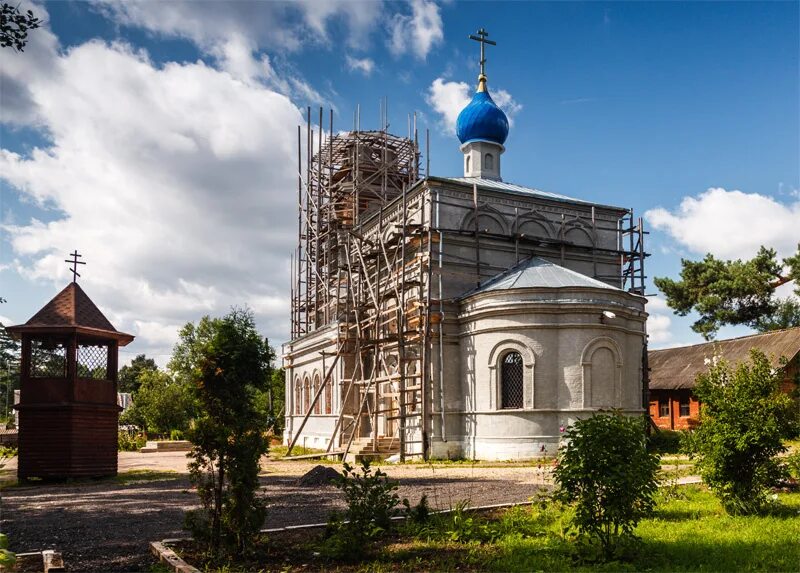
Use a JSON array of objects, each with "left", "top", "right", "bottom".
[{"left": 456, "top": 75, "right": 509, "bottom": 146}]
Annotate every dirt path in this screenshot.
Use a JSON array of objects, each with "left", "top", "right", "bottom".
[{"left": 1, "top": 453, "right": 552, "bottom": 572}]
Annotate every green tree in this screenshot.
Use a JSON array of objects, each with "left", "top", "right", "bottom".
[
  {"left": 553, "top": 413, "right": 660, "bottom": 559},
  {"left": 685, "top": 349, "right": 796, "bottom": 515},
  {"left": 267, "top": 367, "right": 285, "bottom": 433},
  {"left": 654, "top": 245, "right": 800, "bottom": 340},
  {"left": 180, "top": 309, "right": 272, "bottom": 556},
  {"left": 1, "top": 3, "right": 41, "bottom": 52},
  {"left": 118, "top": 354, "right": 158, "bottom": 394},
  {"left": 0, "top": 325, "right": 20, "bottom": 424},
  {"left": 120, "top": 369, "right": 194, "bottom": 435}
]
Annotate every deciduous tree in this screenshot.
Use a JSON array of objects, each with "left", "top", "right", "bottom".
[
  {"left": 118, "top": 354, "right": 158, "bottom": 394},
  {"left": 0, "top": 325, "right": 19, "bottom": 424},
  {"left": 120, "top": 369, "right": 194, "bottom": 435},
  {"left": 1, "top": 3, "right": 41, "bottom": 52},
  {"left": 685, "top": 349, "right": 796, "bottom": 515}
]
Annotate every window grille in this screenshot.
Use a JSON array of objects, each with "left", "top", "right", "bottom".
[
  {"left": 679, "top": 398, "right": 690, "bottom": 417},
  {"left": 30, "top": 340, "right": 67, "bottom": 378},
  {"left": 501, "top": 351, "right": 523, "bottom": 409},
  {"left": 77, "top": 344, "right": 108, "bottom": 380}
]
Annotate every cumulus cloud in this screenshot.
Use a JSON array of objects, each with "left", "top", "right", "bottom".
[
  {"left": 95, "top": 0, "right": 381, "bottom": 54},
  {"left": 387, "top": 0, "right": 443, "bottom": 60},
  {"left": 345, "top": 55, "right": 375, "bottom": 76},
  {"left": 646, "top": 296, "right": 673, "bottom": 345},
  {"left": 426, "top": 77, "right": 522, "bottom": 134},
  {"left": 94, "top": 0, "right": 380, "bottom": 103},
  {"left": 0, "top": 2, "right": 59, "bottom": 126},
  {"left": 1, "top": 37, "right": 303, "bottom": 356},
  {"left": 645, "top": 188, "right": 800, "bottom": 260}
]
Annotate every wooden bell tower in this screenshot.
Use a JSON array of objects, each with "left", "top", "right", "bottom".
[{"left": 7, "top": 253, "right": 134, "bottom": 480}]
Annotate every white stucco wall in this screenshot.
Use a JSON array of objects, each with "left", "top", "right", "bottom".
[{"left": 428, "top": 286, "right": 646, "bottom": 460}]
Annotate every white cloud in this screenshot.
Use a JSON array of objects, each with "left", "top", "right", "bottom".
[
  {"left": 1, "top": 38, "right": 302, "bottom": 356},
  {"left": 345, "top": 55, "right": 375, "bottom": 76},
  {"left": 646, "top": 296, "right": 673, "bottom": 345},
  {"left": 647, "top": 314, "right": 672, "bottom": 345},
  {"left": 645, "top": 188, "right": 800, "bottom": 260},
  {"left": 426, "top": 77, "right": 522, "bottom": 134},
  {"left": 94, "top": 0, "right": 381, "bottom": 54},
  {"left": 387, "top": 0, "right": 443, "bottom": 60},
  {"left": 0, "top": 2, "right": 59, "bottom": 126},
  {"left": 93, "top": 0, "right": 380, "bottom": 103}
]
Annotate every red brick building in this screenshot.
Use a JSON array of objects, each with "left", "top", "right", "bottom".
[{"left": 648, "top": 327, "right": 800, "bottom": 431}]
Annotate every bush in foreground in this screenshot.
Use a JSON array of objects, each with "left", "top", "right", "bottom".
[
  {"left": 553, "top": 413, "right": 659, "bottom": 559},
  {"left": 685, "top": 349, "right": 795, "bottom": 515},
  {"left": 323, "top": 461, "right": 406, "bottom": 560}
]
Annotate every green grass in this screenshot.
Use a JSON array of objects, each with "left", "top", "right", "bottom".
[
  {"left": 268, "top": 444, "right": 334, "bottom": 460},
  {"left": 113, "top": 469, "right": 181, "bottom": 485},
  {"left": 175, "top": 486, "right": 800, "bottom": 572},
  {"left": 366, "top": 486, "right": 800, "bottom": 572}
]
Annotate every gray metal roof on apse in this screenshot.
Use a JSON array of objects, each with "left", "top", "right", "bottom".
[{"left": 462, "top": 256, "right": 620, "bottom": 298}]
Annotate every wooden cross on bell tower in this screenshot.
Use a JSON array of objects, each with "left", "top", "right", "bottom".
[
  {"left": 469, "top": 28, "right": 496, "bottom": 78},
  {"left": 64, "top": 250, "right": 86, "bottom": 283}
]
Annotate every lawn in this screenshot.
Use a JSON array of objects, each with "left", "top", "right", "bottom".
[
  {"left": 175, "top": 485, "right": 800, "bottom": 572},
  {"left": 374, "top": 486, "right": 800, "bottom": 572}
]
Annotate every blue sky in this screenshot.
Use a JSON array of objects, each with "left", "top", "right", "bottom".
[{"left": 1, "top": 0, "right": 798, "bottom": 363}]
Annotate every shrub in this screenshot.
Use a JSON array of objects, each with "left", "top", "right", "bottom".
[
  {"left": 323, "top": 461, "right": 404, "bottom": 560},
  {"left": 686, "top": 349, "right": 795, "bottom": 515},
  {"left": 647, "top": 429, "right": 685, "bottom": 454},
  {"left": 553, "top": 413, "right": 660, "bottom": 559},
  {"left": 118, "top": 431, "right": 146, "bottom": 452},
  {"left": 785, "top": 451, "right": 800, "bottom": 481}
]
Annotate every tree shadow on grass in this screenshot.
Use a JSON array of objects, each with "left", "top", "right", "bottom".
[
  {"left": 639, "top": 537, "right": 800, "bottom": 572},
  {"left": 655, "top": 502, "right": 800, "bottom": 522}
]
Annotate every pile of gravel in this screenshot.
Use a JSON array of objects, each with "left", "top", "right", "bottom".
[{"left": 297, "top": 465, "right": 341, "bottom": 487}]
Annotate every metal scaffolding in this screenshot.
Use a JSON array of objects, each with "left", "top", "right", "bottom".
[
  {"left": 287, "top": 106, "right": 649, "bottom": 461},
  {"left": 289, "top": 107, "right": 429, "bottom": 460}
]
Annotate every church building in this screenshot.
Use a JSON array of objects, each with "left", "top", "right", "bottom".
[{"left": 283, "top": 30, "right": 648, "bottom": 461}]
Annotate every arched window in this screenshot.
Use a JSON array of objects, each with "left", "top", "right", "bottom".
[
  {"left": 325, "top": 378, "right": 332, "bottom": 414},
  {"left": 294, "top": 377, "right": 302, "bottom": 415},
  {"left": 484, "top": 153, "right": 494, "bottom": 170},
  {"left": 303, "top": 376, "right": 310, "bottom": 415},
  {"left": 501, "top": 352, "right": 523, "bottom": 409},
  {"left": 313, "top": 375, "right": 321, "bottom": 414},
  {"left": 466, "top": 155, "right": 471, "bottom": 173}
]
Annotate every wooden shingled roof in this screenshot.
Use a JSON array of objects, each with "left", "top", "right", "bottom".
[
  {"left": 6, "top": 282, "right": 134, "bottom": 344},
  {"left": 649, "top": 327, "right": 800, "bottom": 390}
]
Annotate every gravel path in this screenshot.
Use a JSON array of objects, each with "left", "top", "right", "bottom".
[{"left": 1, "top": 453, "right": 552, "bottom": 572}]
